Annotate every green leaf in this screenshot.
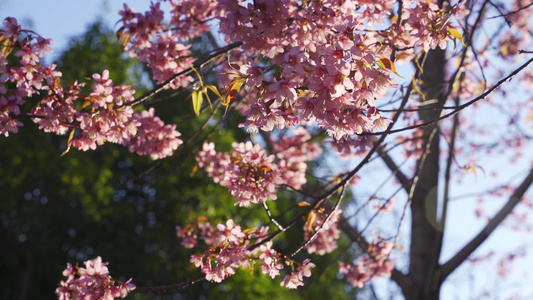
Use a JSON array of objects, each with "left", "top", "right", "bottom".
[
  {"left": 192, "top": 88, "right": 204, "bottom": 117},
  {"left": 447, "top": 28, "right": 466, "bottom": 49}
]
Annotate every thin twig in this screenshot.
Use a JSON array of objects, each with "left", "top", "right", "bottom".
[
  {"left": 128, "top": 42, "right": 242, "bottom": 108},
  {"left": 289, "top": 184, "right": 346, "bottom": 257},
  {"left": 263, "top": 201, "right": 285, "bottom": 231},
  {"left": 363, "top": 56, "right": 533, "bottom": 136},
  {"left": 133, "top": 276, "right": 205, "bottom": 294}
]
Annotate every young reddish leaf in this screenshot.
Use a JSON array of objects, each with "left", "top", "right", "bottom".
[
  {"left": 181, "top": 225, "right": 193, "bottom": 234},
  {"left": 227, "top": 57, "right": 241, "bottom": 70},
  {"left": 378, "top": 56, "right": 403, "bottom": 78},
  {"left": 61, "top": 129, "right": 76, "bottom": 156},
  {"left": 197, "top": 216, "right": 208, "bottom": 223},
  {"left": 298, "top": 201, "right": 311, "bottom": 207},
  {"left": 395, "top": 52, "right": 412, "bottom": 61},
  {"left": 191, "top": 164, "right": 199, "bottom": 176},
  {"left": 222, "top": 77, "right": 246, "bottom": 114},
  {"left": 306, "top": 210, "right": 317, "bottom": 234}
]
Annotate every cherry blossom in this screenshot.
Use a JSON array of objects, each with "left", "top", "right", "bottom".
[
  {"left": 280, "top": 259, "right": 315, "bottom": 289},
  {"left": 55, "top": 256, "right": 135, "bottom": 299},
  {"left": 339, "top": 236, "right": 395, "bottom": 288},
  {"left": 177, "top": 218, "right": 315, "bottom": 288},
  {"left": 304, "top": 209, "right": 343, "bottom": 255}
]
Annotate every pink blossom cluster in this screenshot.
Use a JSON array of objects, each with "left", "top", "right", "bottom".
[
  {"left": 0, "top": 17, "right": 56, "bottom": 136},
  {"left": 196, "top": 141, "right": 282, "bottom": 206},
  {"left": 280, "top": 258, "right": 315, "bottom": 289},
  {"left": 196, "top": 128, "right": 321, "bottom": 206},
  {"left": 55, "top": 256, "right": 135, "bottom": 300},
  {"left": 270, "top": 127, "right": 322, "bottom": 189},
  {"left": 118, "top": 2, "right": 197, "bottom": 89},
  {"left": 386, "top": 0, "right": 467, "bottom": 52},
  {"left": 372, "top": 198, "right": 396, "bottom": 213},
  {"left": 0, "top": 18, "right": 182, "bottom": 159},
  {"left": 499, "top": 0, "right": 532, "bottom": 59},
  {"left": 303, "top": 209, "right": 342, "bottom": 255},
  {"left": 177, "top": 218, "right": 315, "bottom": 288},
  {"left": 338, "top": 236, "right": 395, "bottom": 288},
  {"left": 227, "top": 21, "right": 397, "bottom": 140},
  {"left": 167, "top": 0, "right": 220, "bottom": 41},
  {"left": 396, "top": 125, "right": 425, "bottom": 159},
  {"left": 209, "top": 0, "right": 463, "bottom": 142},
  {"left": 127, "top": 108, "right": 183, "bottom": 160},
  {"left": 62, "top": 70, "right": 140, "bottom": 150},
  {"left": 326, "top": 136, "right": 373, "bottom": 158},
  {"left": 187, "top": 219, "right": 251, "bottom": 282},
  {"left": 115, "top": 0, "right": 454, "bottom": 144}
]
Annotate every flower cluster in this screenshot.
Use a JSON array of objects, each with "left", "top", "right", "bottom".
[
  {"left": 304, "top": 209, "right": 342, "bottom": 255},
  {"left": 55, "top": 256, "right": 135, "bottom": 300},
  {"left": 127, "top": 108, "right": 183, "bottom": 160},
  {"left": 118, "top": 2, "right": 196, "bottom": 89},
  {"left": 196, "top": 141, "right": 282, "bottom": 206},
  {"left": 0, "top": 19, "right": 182, "bottom": 159},
  {"left": 271, "top": 127, "right": 322, "bottom": 189},
  {"left": 338, "top": 236, "right": 395, "bottom": 288},
  {"left": 0, "top": 17, "right": 56, "bottom": 136},
  {"left": 280, "top": 259, "right": 315, "bottom": 289},
  {"left": 196, "top": 128, "right": 321, "bottom": 206},
  {"left": 177, "top": 218, "right": 315, "bottom": 288},
  {"left": 387, "top": 0, "right": 467, "bottom": 52},
  {"left": 66, "top": 70, "right": 140, "bottom": 150}
]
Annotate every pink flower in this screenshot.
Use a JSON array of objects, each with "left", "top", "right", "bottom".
[
  {"left": 126, "top": 108, "right": 183, "bottom": 160},
  {"left": 280, "top": 259, "right": 315, "bottom": 289},
  {"left": 56, "top": 256, "right": 135, "bottom": 299},
  {"left": 304, "top": 210, "right": 342, "bottom": 255},
  {"left": 280, "top": 273, "right": 304, "bottom": 289},
  {"left": 196, "top": 141, "right": 283, "bottom": 206}
]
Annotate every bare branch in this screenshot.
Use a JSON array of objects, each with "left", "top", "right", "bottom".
[
  {"left": 376, "top": 141, "right": 412, "bottom": 192},
  {"left": 439, "top": 168, "right": 533, "bottom": 281},
  {"left": 263, "top": 201, "right": 285, "bottom": 232},
  {"left": 290, "top": 184, "right": 346, "bottom": 257},
  {"left": 363, "top": 56, "right": 533, "bottom": 136},
  {"left": 133, "top": 276, "right": 205, "bottom": 294},
  {"left": 128, "top": 41, "right": 243, "bottom": 107}
]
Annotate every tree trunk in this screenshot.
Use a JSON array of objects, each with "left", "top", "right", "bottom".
[{"left": 404, "top": 47, "right": 446, "bottom": 300}]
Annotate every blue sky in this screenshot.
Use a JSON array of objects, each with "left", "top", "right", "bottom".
[{"left": 0, "top": 0, "right": 152, "bottom": 61}]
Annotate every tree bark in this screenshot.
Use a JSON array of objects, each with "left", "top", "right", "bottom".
[{"left": 404, "top": 47, "right": 446, "bottom": 300}]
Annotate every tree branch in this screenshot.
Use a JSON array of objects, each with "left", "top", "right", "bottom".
[
  {"left": 128, "top": 41, "right": 243, "bottom": 107},
  {"left": 376, "top": 142, "right": 412, "bottom": 192},
  {"left": 133, "top": 276, "right": 205, "bottom": 294},
  {"left": 363, "top": 56, "right": 533, "bottom": 136},
  {"left": 439, "top": 168, "right": 533, "bottom": 281}
]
